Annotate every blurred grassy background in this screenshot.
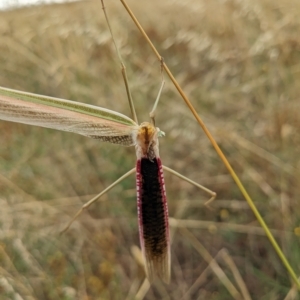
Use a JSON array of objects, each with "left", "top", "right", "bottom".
[{"left": 0, "top": 0, "right": 300, "bottom": 299}]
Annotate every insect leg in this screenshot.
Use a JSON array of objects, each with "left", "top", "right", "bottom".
[
  {"left": 162, "top": 165, "right": 216, "bottom": 206},
  {"left": 61, "top": 167, "right": 135, "bottom": 234}
]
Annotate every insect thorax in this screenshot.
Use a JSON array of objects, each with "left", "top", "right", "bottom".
[{"left": 135, "top": 122, "right": 160, "bottom": 160}]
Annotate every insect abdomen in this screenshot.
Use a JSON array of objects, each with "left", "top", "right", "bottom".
[{"left": 136, "top": 157, "right": 170, "bottom": 283}]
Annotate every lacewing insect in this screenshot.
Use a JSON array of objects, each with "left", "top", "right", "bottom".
[
  {"left": 0, "top": 82, "right": 216, "bottom": 283},
  {"left": 0, "top": 85, "right": 171, "bottom": 282}
]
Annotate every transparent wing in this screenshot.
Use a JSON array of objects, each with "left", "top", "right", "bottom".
[{"left": 0, "top": 86, "right": 138, "bottom": 146}]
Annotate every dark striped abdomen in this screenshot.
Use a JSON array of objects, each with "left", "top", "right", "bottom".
[{"left": 136, "top": 157, "right": 170, "bottom": 283}]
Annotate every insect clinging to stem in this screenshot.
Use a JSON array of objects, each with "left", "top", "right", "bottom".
[{"left": 0, "top": 0, "right": 216, "bottom": 283}]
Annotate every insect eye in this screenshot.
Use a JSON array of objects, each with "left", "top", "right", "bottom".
[{"left": 157, "top": 129, "right": 165, "bottom": 138}]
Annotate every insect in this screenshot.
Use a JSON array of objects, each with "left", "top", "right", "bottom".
[
  {"left": 0, "top": 1, "right": 215, "bottom": 284},
  {"left": 0, "top": 84, "right": 215, "bottom": 284},
  {"left": 0, "top": 84, "right": 170, "bottom": 282}
]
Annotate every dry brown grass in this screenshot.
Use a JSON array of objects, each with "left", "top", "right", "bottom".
[{"left": 0, "top": 0, "right": 300, "bottom": 298}]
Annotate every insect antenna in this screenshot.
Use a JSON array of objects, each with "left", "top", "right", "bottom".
[
  {"left": 101, "top": 0, "right": 138, "bottom": 124},
  {"left": 149, "top": 57, "right": 165, "bottom": 126}
]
